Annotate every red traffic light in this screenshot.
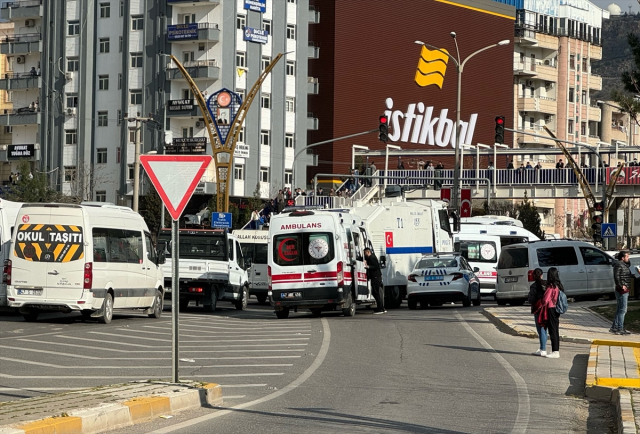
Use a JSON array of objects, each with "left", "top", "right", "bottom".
[
  {"left": 593, "top": 215, "right": 603, "bottom": 224},
  {"left": 379, "top": 115, "right": 388, "bottom": 124},
  {"left": 495, "top": 117, "right": 504, "bottom": 125}
]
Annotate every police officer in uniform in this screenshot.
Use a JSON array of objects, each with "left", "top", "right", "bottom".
[{"left": 364, "top": 247, "right": 385, "bottom": 314}]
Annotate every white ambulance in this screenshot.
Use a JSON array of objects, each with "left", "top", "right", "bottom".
[
  {"left": 234, "top": 229, "right": 270, "bottom": 304},
  {"left": 5, "top": 203, "right": 165, "bottom": 323},
  {"left": 268, "top": 209, "right": 376, "bottom": 319}
]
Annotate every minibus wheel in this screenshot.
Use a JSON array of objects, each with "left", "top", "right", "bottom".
[
  {"left": 23, "top": 311, "right": 39, "bottom": 322},
  {"left": 149, "top": 290, "right": 163, "bottom": 318},
  {"left": 100, "top": 294, "right": 113, "bottom": 324},
  {"left": 235, "top": 287, "right": 248, "bottom": 310},
  {"left": 342, "top": 292, "right": 355, "bottom": 317},
  {"left": 203, "top": 288, "right": 217, "bottom": 313}
]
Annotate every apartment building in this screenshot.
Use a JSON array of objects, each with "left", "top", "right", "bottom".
[
  {"left": 497, "top": 0, "right": 609, "bottom": 236},
  {"left": 0, "top": 22, "right": 14, "bottom": 158},
  {"left": 0, "top": 0, "right": 314, "bottom": 205}
]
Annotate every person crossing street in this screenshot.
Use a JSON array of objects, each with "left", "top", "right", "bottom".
[{"left": 364, "top": 247, "right": 385, "bottom": 314}]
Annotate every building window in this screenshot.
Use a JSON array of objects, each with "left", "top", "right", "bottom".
[
  {"left": 64, "top": 166, "right": 77, "bottom": 182},
  {"left": 260, "top": 130, "right": 270, "bottom": 146},
  {"left": 263, "top": 19, "right": 271, "bottom": 34},
  {"left": 234, "top": 165, "right": 244, "bottom": 180},
  {"left": 65, "top": 130, "right": 77, "bottom": 145},
  {"left": 98, "top": 75, "right": 109, "bottom": 90},
  {"left": 68, "top": 20, "right": 80, "bottom": 36},
  {"left": 66, "top": 93, "right": 78, "bottom": 108},
  {"left": 260, "top": 167, "right": 269, "bottom": 183},
  {"left": 67, "top": 57, "right": 79, "bottom": 72},
  {"left": 568, "top": 120, "right": 574, "bottom": 134},
  {"left": 286, "top": 61, "right": 295, "bottom": 76},
  {"left": 117, "top": 109, "right": 122, "bottom": 125},
  {"left": 128, "top": 164, "right": 134, "bottom": 180},
  {"left": 582, "top": 57, "right": 588, "bottom": 72},
  {"left": 569, "top": 55, "right": 575, "bottom": 70},
  {"left": 261, "top": 56, "right": 270, "bottom": 72},
  {"left": 568, "top": 88, "right": 574, "bottom": 103},
  {"left": 97, "top": 148, "right": 108, "bottom": 164},
  {"left": 236, "top": 88, "right": 245, "bottom": 102},
  {"left": 581, "top": 122, "right": 586, "bottom": 136},
  {"left": 288, "top": 0, "right": 296, "bottom": 3},
  {"left": 130, "top": 52, "right": 143, "bottom": 68},
  {"left": 131, "top": 15, "right": 144, "bottom": 30},
  {"left": 118, "top": 73, "right": 122, "bottom": 90},
  {"left": 129, "top": 129, "right": 136, "bottom": 143},
  {"left": 198, "top": 43, "right": 205, "bottom": 51},
  {"left": 285, "top": 171, "right": 293, "bottom": 185},
  {"left": 286, "top": 24, "right": 296, "bottom": 40},
  {"left": 236, "top": 52, "right": 246, "bottom": 68},
  {"left": 99, "top": 37, "right": 110, "bottom": 53},
  {"left": 261, "top": 93, "right": 270, "bottom": 109},
  {"left": 130, "top": 89, "right": 142, "bottom": 105},
  {"left": 581, "top": 90, "right": 587, "bottom": 105},
  {"left": 100, "top": 2, "right": 110, "bottom": 18},
  {"left": 98, "top": 111, "right": 108, "bottom": 127},
  {"left": 286, "top": 97, "right": 295, "bottom": 112},
  {"left": 119, "top": 0, "right": 124, "bottom": 17},
  {"left": 238, "top": 127, "right": 245, "bottom": 143},
  {"left": 182, "top": 127, "right": 193, "bottom": 138},
  {"left": 236, "top": 14, "right": 246, "bottom": 30},
  {"left": 96, "top": 190, "right": 107, "bottom": 202},
  {"left": 119, "top": 36, "right": 123, "bottom": 52},
  {"left": 285, "top": 133, "right": 294, "bottom": 148}
]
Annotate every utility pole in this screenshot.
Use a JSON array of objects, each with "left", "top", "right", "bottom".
[{"left": 125, "top": 113, "right": 153, "bottom": 212}]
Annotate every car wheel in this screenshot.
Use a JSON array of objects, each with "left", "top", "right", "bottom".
[
  {"left": 235, "top": 287, "right": 248, "bottom": 310},
  {"left": 420, "top": 300, "right": 431, "bottom": 309},
  {"left": 275, "top": 308, "right": 290, "bottom": 319},
  {"left": 310, "top": 308, "right": 322, "bottom": 317},
  {"left": 99, "top": 293, "right": 113, "bottom": 324},
  {"left": 256, "top": 294, "right": 267, "bottom": 304},
  {"left": 149, "top": 290, "right": 163, "bottom": 318},
  {"left": 179, "top": 298, "right": 189, "bottom": 312},
  {"left": 204, "top": 288, "right": 218, "bottom": 313},
  {"left": 23, "top": 311, "right": 39, "bottom": 322},
  {"left": 408, "top": 299, "right": 418, "bottom": 310},
  {"left": 496, "top": 299, "right": 508, "bottom": 306},
  {"left": 385, "top": 285, "right": 402, "bottom": 309},
  {"left": 342, "top": 292, "right": 356, "bottom": 317},
  {"left": 81, "top": 310, "right": 93, "bottom": 321},
  {"left": 472, "top": 286, "right": 481, "bottom": 306},
  {"left": 509, "top": 299, "right": 526, "bottom": 306}
]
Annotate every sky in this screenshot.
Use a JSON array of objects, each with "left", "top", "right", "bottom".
[{"left": 592, "top": 0, "right": 640, "bottom": 14}]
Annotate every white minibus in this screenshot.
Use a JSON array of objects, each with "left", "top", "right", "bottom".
[{"left": 235, "top": 229, "right": 269, "bottom": 304}]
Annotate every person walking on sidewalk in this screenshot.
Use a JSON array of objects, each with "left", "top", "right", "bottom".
[
  {"left": 611, "top": 251, "right": 633, "bottom": 335},
  {"left": 528, "top": 268, "right": 547, "bottom": 357},
  {"left": 364, "top": 247, "right": 385, "bottom": 314},
  {"left": 543, "top": 268, "right": 563, "bottom": 358}
]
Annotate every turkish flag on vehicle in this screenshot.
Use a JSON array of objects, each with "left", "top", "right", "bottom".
[
  {"left": 385, "top": 232, "right": 394, "bottom": 248},
  {"left": 440, "top": 188, "right": 451, "bottom": 203},
  {"left": 460, "top": 188, "right": 472, "bottom": 217}
]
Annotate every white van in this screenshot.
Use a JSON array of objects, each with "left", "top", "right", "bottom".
[
  {"left": 5, "top": 203, "right": 165, "bottom": 323},
  {"left": 456, "top": 224, "right": 539, "bottom": 296},
  {"left": 0, "top": 199, "right": 24, "bottom": 307},
  {"left": 268, "top": 209, "right": 376, "bottom": 318},
  {"left": 496, "top": 240, "right": 615, "bottom": 305},
  {"left": 235, "top": 229, "right": 269, "bottom": 304}
]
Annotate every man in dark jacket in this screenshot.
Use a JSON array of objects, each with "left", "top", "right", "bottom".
[
  {"left": 364, "top": 248, "right": 385, "bottom": 314},
  {"left": 612, "top": 251, "right": 633, "bottom": 335}
]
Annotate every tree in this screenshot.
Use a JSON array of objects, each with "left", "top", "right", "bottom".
[
  {"left": 612, "top": 32, "right": 640, "bottom": 128},
  {"left": 480, "top": 199, "right": 518, "bottom": 217},
  {"left": 6, "top": 160, "right": 61, "bottom": 203},
  {"left": 516, "top": 193, "right": 543, "bottom": 239},
  {"left": 140, "top": 182, "right": 164, "bottom": 240}
]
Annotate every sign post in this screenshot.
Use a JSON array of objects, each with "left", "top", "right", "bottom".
[{"left": 140, "top": 154, "right": 212, "bottom": 383}]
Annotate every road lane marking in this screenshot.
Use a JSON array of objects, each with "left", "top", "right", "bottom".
[
  {"left": 86, "top": 332, "right": 310, "bottom": 343},
  {"left": 0, "top": 345, "right": 100, "bottom": 359},
  {"left": 454, "top": 311, "right": 530, "bottom": 434},
  {"left": 0, "top": 373, "right": 285, "bottom": 379},
  {"left": 0, "top": 357, "right": 293, "bottom": 369},
  {"left": 149, "top": 318, "right": 331, "bottom": 433},
  {"left": 217, "top": 384, "right": 267, "bottom": 388},
  {"left": 115, "top": 328, "right": 312, "bottom": 338}
]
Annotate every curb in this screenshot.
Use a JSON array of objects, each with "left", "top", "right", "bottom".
[
  {"left": 0, "top": 383, "right": 222, "bottom": 434},
  {"left": 613, "top": 389, "right": 638, "bottom": 434}
]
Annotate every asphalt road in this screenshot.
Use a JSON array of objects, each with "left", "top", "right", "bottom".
[{"left": 0, "top": 298, "right": 614, "bottom": 433}]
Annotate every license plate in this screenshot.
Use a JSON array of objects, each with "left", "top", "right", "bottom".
[
  {"left": 504, "top": 277, "right": 518, "bottom": 283},
  {"left": 424, "top": 276, "right": 444, "bottom": 281},
  {"left": 281, "top": 292, "right": 302, "bottom": 299},
  {"left": 17, "top": 289, "right": 42, "bottom": 296}
]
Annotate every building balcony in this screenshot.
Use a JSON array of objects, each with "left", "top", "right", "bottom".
[
  {"left": 167, "top": 60, "right": 219, "bottom": 81},
  {"left": 308, "top": 42, "right": 319, "bottom": 59},
  {"left": 590, "top": 44, "right": 602, "bottom": 61},
  {"left": 307, "top": 113, "right": 318, "bottom": 130},
  {"left": 589, "top": 74, "right": 602, "bottom": 91},
  {"left": 166, "top": 99, "right": 200, "bottom": 118},
  {"left": 535, "top": 63, "right": 557, "bottom": 82},
  {"left": 587, "top": 108, "right": 601, "bottom": 122},
  {"left": 167, "top": 23, "right": 219, "bottom": 44},
  {"left": 516, "top": 126, "right": 557, "bottom": 147},
  {"left": 514, "top": 26, "right": 537, "bottom": 46},
  {"left": 309, "top": 6, "right": 320, "bottom": 24},
  {"left": 0, "top": 107, "right": 40, "bottom": 126},
  {"left": 0, "top": 73, "right": 40, "bottom": 91},
  {"left": 0, "top": 0, "right": 43, "bottom": 20},
  {"left": 0, "top": 32, "right": 42, "bottom": 55},
  {"left": 513, "top": 60, "right": 536, "bottom": 76},
  {"left": 517, "top": 96, "right": 556, "bottom": 115},
  {"left": 307, "top": 77, "right": 319, "bottom": 95},
  {"left": 167, "top": 0, "right": 219, "bottom": 5}
]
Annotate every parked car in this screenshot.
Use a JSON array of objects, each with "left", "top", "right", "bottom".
[
  {"left": 406, "top": 253, "right": 481, "bottom": 309},
  {"left": 496, "top": 240, "right": 615, "bottom": 306}
]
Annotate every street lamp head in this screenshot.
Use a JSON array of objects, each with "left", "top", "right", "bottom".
[
  {"left": 450, "top": 32, "right": 457, "bottom": 38},
  {"left": 497, "top": 40, "right": 510, "bottom": 46},
  {"left": 414, "top": 40, "right": 424, "bottom": 45}
]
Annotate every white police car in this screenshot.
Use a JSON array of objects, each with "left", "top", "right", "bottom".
[{"left": 406, "top": 254, "right": 481, "bottom": 309}]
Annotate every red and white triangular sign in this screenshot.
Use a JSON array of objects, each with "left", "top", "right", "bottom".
[{"left": 140, "top": 155, "right": 213, "bottom": 221}]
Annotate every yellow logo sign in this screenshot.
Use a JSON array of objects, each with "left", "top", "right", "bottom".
[
  {"left": 14, "top": 224, "right": 84, "bottom": 262},
  {"left": 415, "top": 45, "right": 449, "bottom": 89}
]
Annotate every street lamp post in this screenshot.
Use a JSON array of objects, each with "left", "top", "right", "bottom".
[
  {"left": 414, "top": 36, "right": 509, "bottom": 211},
  {"left": 384, "top": 144, "right": 402, "bottom": 187}
]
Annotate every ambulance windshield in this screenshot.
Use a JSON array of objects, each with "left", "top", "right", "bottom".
[{"left": 273, "top": 233, "right": 335, "bottom": 266}]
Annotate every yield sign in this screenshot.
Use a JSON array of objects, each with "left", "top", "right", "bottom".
[{"left": 140, "top": 155, "right": 212, "bottom": 221}]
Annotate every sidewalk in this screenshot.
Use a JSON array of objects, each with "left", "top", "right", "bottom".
[{"left": 0, "top": 381, "right": 222, "bottom": 434}]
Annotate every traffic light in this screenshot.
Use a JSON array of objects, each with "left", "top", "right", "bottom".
[
  {"left": 379, "top": 115, "right": 389, "bottom": 143},
  {"left": 592, "top": 201, "right": 604, "bottom": 242},
  {"left": 495, "top": 116, "right": 505, "bottom": 144}
]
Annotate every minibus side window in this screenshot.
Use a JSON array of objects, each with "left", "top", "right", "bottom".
[
  {"left": 144, "top": 232, "right": 157, "bottom": 264},
  {"left": 228, "top": 240, "right": 234, "bottom": 261},
  {"left": 235, "top": 241, "right": 244, "bottom": 269}
]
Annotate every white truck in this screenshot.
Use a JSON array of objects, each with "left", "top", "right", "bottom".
[
  {"left": 234, "top": 229, "right": 270, "bottom": 304},
  {"left": 157, "top": 228, "right": 249, "bottom": 312},
  {"left": 340, "top": 198, "right": 453, "bottom": 308}
]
